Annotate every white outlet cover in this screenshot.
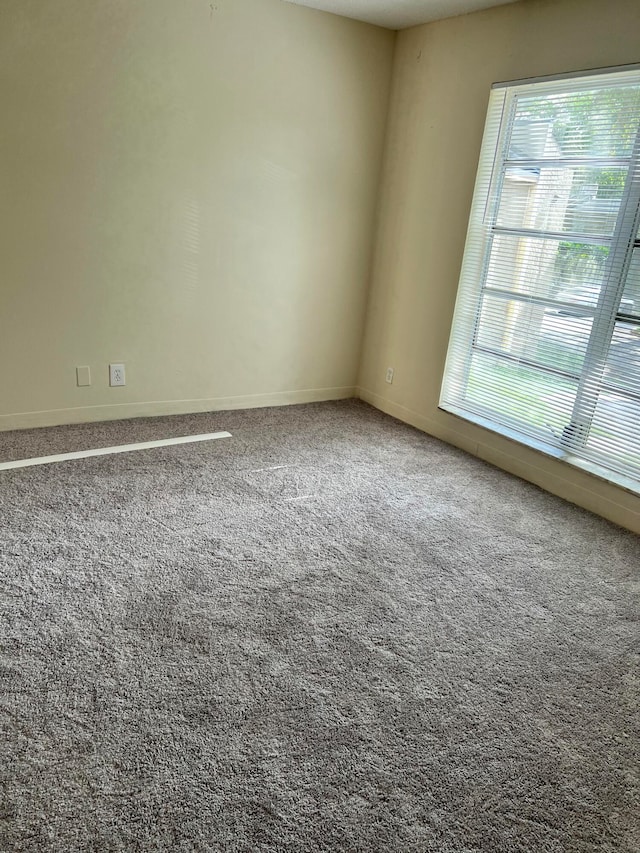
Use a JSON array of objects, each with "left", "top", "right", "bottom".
[{"left": 109, "top": 363, "right": 126, "bottom": 387}]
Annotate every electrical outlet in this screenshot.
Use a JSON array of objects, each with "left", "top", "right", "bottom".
[
  {"left": 385, "top": 367, "right": 394, "bottom": 384},
  {"left": 76, "top": 366, "right": 91, "bottom": 387},
  {"left": 109, "top": 363, "right": 126, "bottom": 387}
]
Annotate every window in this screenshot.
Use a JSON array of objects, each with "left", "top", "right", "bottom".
[{"left": 440, "top": 66, "right": 640, "bottom": 491}]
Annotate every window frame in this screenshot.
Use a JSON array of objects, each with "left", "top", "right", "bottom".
[{"left": 440, "top": 64, "right": 640, "bottom": 494}]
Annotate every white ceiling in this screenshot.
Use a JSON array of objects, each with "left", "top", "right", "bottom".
[{"left": 284, "top": 0, "right": 521, "bottom": 29}]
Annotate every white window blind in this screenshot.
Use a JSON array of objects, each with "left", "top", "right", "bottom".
[{"left": 440, "top": 66, "right": 640, "bottom": 491}]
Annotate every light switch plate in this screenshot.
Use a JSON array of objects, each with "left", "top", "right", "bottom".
[{"left": 76, "top": 366, "right": 91, "bottom": 387}]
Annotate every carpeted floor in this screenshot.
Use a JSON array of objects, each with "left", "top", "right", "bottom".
[{"left": 0, "top": 400, "right": 638, "bottom": 852}]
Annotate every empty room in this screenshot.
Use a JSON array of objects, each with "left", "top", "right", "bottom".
[{"left": 1, "top": 0, "right": 639, "bottom": 850}]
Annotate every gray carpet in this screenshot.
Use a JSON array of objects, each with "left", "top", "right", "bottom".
[{"left": 0, "top": 400, "right": 638, "bottom": 852}]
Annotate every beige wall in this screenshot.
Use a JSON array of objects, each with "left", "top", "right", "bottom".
[
  {"left": 358, "top": 0, "right": 640, "bottom": 533},
  {"left": 0, "top": 0, "right": 394, "bottom": 429}
]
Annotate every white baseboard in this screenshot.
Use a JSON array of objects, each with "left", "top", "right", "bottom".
[
  {"left": 357, "top": 386, "right": 640, "bottom": 535},
  {"left": 0, "top": 386, "right": 356, "bottom": 432},
  {"left": 357, "top": 387, "right": 481, "bottom": 455}
]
